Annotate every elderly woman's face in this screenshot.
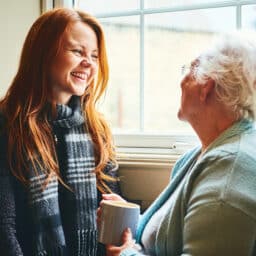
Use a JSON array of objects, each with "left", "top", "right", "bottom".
[{"left": 177, "top": 59, "right": 202, "bottom": 122}]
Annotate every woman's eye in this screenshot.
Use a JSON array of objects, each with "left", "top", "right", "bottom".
[
  {"left": 72, "top": 49, "right": 83, "bottom": 56},
  {"left": 92, "top": 55, "right": 99, "bottom": 61}
]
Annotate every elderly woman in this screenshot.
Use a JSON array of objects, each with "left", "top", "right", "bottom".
[{"left": 102, "top": 32, "right": 256, "bottom": 256}]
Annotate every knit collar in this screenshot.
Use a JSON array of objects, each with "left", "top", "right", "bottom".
[
  {"left": 52, "top": 96, "right": 85, "bottom": 128},
  {"left": 202, "top": 118, "right": 254, "bottom": 154}
]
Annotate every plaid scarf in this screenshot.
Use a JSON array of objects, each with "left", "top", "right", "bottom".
[{"left": 28, "top": 96, "right": 98, "bottom": 256}]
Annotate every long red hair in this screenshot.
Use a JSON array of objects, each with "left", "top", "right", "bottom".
[{"left": 0, "top": 8, "right": 116, "bottom": 192}]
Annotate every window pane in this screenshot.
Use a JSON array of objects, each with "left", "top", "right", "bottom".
[
  {"left": 98, "top": 17, "right": 140, "bottom": 132},
  {"left": 77, "top": 2, "right": 243, "bottom": 135},
  {"left": 241, "top": 5, "right": 256, "bottom": 30},
  {"left": 145, "top": 0, "right": 233, "bottom": 9},
  {"left": 76, "top": 0, "right": 139, "bottom": 15},
  {"left": 144, "top": 7, "right": 236, "bottom": 133}
]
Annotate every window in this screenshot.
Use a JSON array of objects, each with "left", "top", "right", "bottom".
[{"left": 43, "top": 1, "right": 256, "bottom": 154}]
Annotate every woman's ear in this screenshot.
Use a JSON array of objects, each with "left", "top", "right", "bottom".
[{"left": 199, "top": 78, "right": 215, "bottom": 102}]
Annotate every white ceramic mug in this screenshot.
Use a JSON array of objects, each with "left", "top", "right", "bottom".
[{"left": 98, "top": 200, "right": 140, "bottom": 246}]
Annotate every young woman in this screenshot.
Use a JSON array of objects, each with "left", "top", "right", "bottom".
[{"left": 0, "top": 8, "right": 120, "bottom": 256}]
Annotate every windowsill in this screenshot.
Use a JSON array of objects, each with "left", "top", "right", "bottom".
[
  {"left": 117, "top": 147, "right": 179, "bottom": 166},
  {"left": 115, "top": 133, "right": 200, "bottom": 166},
  {"left": 114, "top": 133, "right": 199, "bottom": 148},
  {"left": 114, "top": 134, "right": 200, "bottom": 210}
]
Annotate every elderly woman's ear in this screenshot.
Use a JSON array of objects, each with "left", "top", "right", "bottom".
[{"left": 199, "top": 78, "right": 215, "bottom": 102}]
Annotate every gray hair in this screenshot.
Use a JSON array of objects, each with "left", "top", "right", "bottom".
[{"left": 193, "top": 31, "right": 256, "bottom": 119}]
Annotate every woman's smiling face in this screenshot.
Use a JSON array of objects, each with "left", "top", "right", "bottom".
[{"left": 50, "top": 21, "right": 99, "bottom": 104}]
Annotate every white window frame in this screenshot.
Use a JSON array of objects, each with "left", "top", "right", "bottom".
[
  {"left": 41, "top": 0, "right": 74, "bottom": 12},
  {"left": 41, "top": 0, "right": 256, "bottom": 160},
  {"left": 78, "top": 0, "right": 255, "bottom": 158}
]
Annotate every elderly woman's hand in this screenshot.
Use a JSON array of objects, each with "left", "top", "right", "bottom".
[
  {"left": 106, "top": 228, "right": 135, "bottom": 256},
  {"left": 97, "top": 193, "right": 127, "bottom": 228}
]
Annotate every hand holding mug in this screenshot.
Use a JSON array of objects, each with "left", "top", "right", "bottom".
[
  {"left": 98, "top": 198, "right": 140, "bottom": 246},
  {"left": 97, "top": 193, "right": 126, "bottom": 228},
  {"left": 101, "top": 193, "right": 127, "bottom": 202},
  {"left": 106, "top": 228, "right": 135, "bottom": 256}
]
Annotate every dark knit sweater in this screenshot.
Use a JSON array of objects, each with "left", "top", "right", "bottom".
[{"left": 0, "top": 97, "right": 120, "bottom": 256}]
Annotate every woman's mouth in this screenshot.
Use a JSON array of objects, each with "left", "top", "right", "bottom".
[{"left": 71, "top": 71, "right": 88, "bottom": 81}]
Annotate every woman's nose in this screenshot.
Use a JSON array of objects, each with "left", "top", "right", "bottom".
[{"left": 81, "top": 57, "right": 91, "bottom": 67}]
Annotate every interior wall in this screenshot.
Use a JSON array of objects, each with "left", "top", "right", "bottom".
[
  {"left": 0, "top": 0, "right": 41, "bottom": 97},
  {"left": 118, "top": 162, "right": 174, "bottom": 211}
]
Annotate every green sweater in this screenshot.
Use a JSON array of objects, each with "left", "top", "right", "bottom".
[{"left": 122, "top": 119, "right": 256, "bottom": 256}]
